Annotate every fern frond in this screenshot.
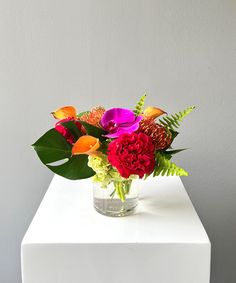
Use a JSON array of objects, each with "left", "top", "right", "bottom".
[
  {"left": 159, "top": 106, "right": 195, "bottom": 130},
  {"left": 134, "top": 94, "right": 147, "bottom": 115},
  {"left": 153, "top": 153, "right": 188, "bottom": 177}
]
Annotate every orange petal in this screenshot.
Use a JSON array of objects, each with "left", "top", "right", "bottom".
[
  {"left": 143, "top": 106, "right": 166, "bottom": 119},
  {"left": 72, "top": 135, "right": 100, "bottom": 156},
  {"left": 51, "top": 106, "right": 77, "bottom": 119}
]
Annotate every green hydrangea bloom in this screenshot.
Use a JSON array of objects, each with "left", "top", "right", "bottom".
[{"left": 88, "top": 154, "right": 120, "bottom": 188}]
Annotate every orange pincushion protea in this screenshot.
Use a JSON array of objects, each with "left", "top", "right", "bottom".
[
  {"left": 79, "top": 107, "right": 105, "bottom": 128},
  {"left": 138, "top": 117, "right": 172, "bottom": 150}
]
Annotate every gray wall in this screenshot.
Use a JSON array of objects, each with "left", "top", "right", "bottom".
[{"left": 0, "top": 0, "right": 235, "bottom": 282}]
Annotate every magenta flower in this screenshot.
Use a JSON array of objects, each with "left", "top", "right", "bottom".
[{"left": 101, "top": 108, "right": 142, "bottom": 138}]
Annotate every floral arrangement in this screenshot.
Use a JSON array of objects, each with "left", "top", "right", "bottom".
[{"left": 33, "top": 95, "right": 195, "bottom": 202}]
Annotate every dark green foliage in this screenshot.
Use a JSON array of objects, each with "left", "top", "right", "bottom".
[
  {"left": 47, "top": 155, "right": 95, "bottom": 180},
  {"left": 79, "top": 121, "right": 107, "bottom": 139},
  {"left": 32, "top": 128, "right": 95, "bottom": 180},
  {"left": 61, "top": 121, "right": 83, "bottom": 141},
  {"left": 163, "top": 148, "right": 188, "bottom": 155},
  {"left": 32, "top": 129, "right": 72, "bottom": 164}
]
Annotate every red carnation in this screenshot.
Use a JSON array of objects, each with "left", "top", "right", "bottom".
[
  {"left": 108, "top": 132, "right": 155, "bottom": 178},
  {"left": 55, "top": 118, "right": 82, "bottom": 144}
]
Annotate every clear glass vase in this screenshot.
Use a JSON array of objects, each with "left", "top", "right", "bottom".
[{"left": 93, "top": 179, "right": 139, "bottom": 217}]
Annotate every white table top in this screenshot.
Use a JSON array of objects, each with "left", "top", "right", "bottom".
[{"left": 22, "top": 175, "right": 210, "bottom": 245}]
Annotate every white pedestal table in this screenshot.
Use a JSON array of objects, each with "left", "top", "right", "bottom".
[{"left": 21, "top": 175, "right": 211, "bottom": 283}]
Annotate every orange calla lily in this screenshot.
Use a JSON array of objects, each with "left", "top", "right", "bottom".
[
  {"left": 143, "top": 106, "right": 166, "bottom": 119},
  {"left": 51, "top": 106, "right": 77, "bottom": 119},
  {"left": 72, "top": 135, "right": 100, "bottom": 156}
]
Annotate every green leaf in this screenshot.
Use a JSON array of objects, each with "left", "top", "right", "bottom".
[
  {"left": 61, "top": 121, "right": 83, "bottom": 141},
  {"left": 133, "top": 94, "right": 147, "bottom": 115},
  {"left": 165, "top": 128, "right": 179, "bottom": 145},
  {"left": 159, "top": 106, "right": 195, "bottom": 131},
  {"left": 114, "top": 181, "right": 126, "bottom": 202},
  {"left": 32, "top": 129, "right": 72, "bottom": 164},
  {"left": 79, "top": 121, "right": 107, "bottom": 138},
  {"left": 169, "top": 129, "right": 179, "bottom": 141},
  {"left": 153, "top": 152, "right": 188, "bottom": 177},
  {"left": 77, "top": 111, "right": 89, "bottom": 118},
  {"left": 163, "top": 148, "right": 188, "bottom": 155},
  {"left": 158, "top": 152, "right": 172, "bottom": 160},
  {"left": 47, "top": 155, "right": 95, "bottom": 180},
  {"left": 99, "top": 142, "right": 109, "bottom": 154}
]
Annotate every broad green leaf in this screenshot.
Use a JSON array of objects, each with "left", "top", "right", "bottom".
[
  {"left": 79, "top": 121, "right": 107, "bottom": 138},
  {"left": 32, "top": 129, "right": 72, "bottom": 164},
  {"left": 47, "top": 155, "right": 95, "bottom": 180},
  {"left": 61, "top": 121, "right": 83, "bottom": 141}
]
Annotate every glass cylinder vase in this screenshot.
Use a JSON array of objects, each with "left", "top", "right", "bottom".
[{"left": 93, "top": 179, "right": 139, "bottom": 217}]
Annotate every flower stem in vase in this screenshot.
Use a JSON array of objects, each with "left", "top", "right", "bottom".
[
  {"left": 114, "top": 181, "right": 126, "bottom": 202},
  {"left": 124, "top": 179, "right": 132, "bottom": 195}
]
